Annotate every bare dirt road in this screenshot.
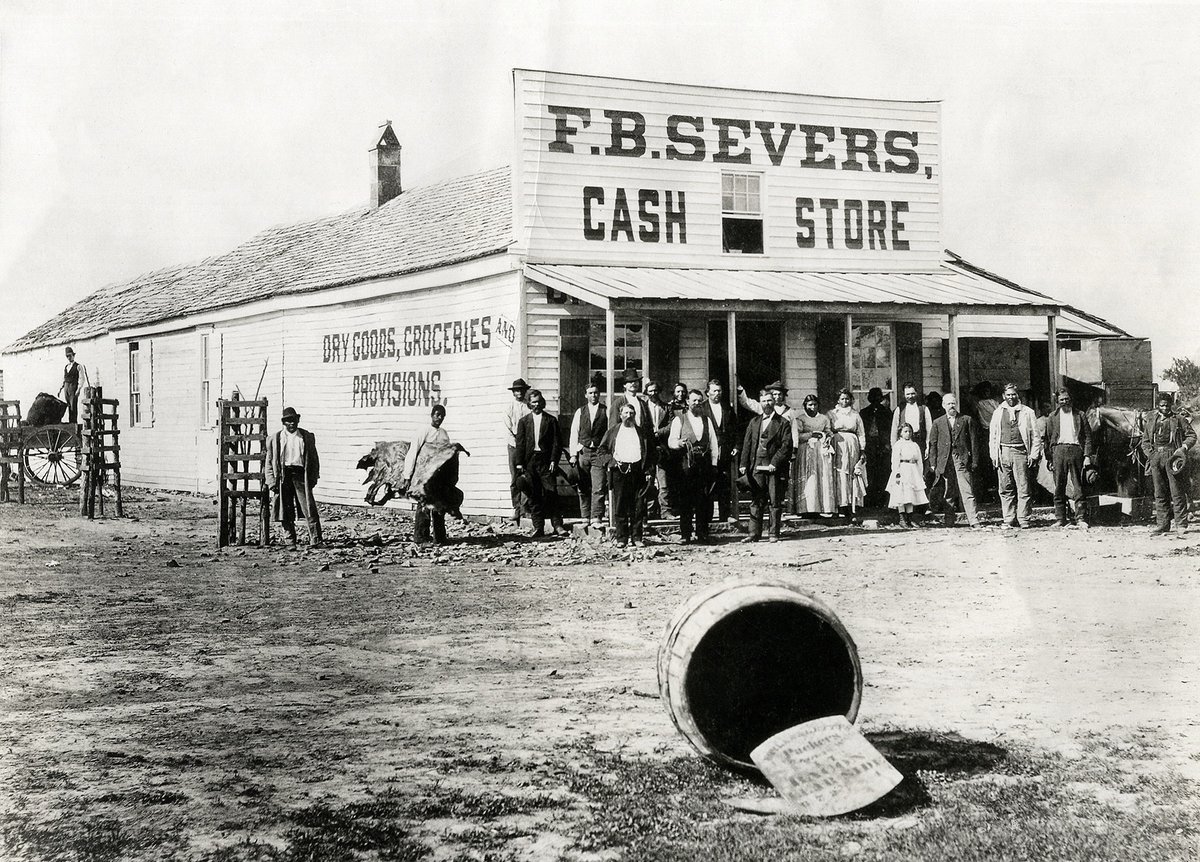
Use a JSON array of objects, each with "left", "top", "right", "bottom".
[{"left": 1, "top": 486, "right": 1198, "bottom": 860}]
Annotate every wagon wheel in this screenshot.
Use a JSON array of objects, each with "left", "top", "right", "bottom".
[{"left": 22, "top": 426, "right": 82, "bottom": 487}]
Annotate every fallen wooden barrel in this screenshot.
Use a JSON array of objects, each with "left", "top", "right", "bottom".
[{"left": 657, "top": 575, "right": 862, "bottom": 771}]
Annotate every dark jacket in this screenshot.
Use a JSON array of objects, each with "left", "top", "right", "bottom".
[
  {"left": 701, "top": 400, "right": 738, "bottom": 461},
  {"left": 266, "top": 427, "right": 320, "bottom": 522},
  {"left": 1043, "top": 409, "right": 1093, "bottom": 459},
  {"left": 927, "top": 413, "right": 976, "bottom": 477},
  {"left": 859, "top": 402, "right": 893, "bottom": 450},
  {"left": 739, "top": 412, "right": 793, "bottom": 475},
  {"left": 516, "top": 411, "right": 561, "bottom": 468},
  {"left": 598, "top": 422, "right": 651, "bottom": 469},
  {"left": 1140, "top": 410, "right": 1197, "bottom": 456},
  {"left": 609, "top": 393, "right": 656, "bottom": 440}
]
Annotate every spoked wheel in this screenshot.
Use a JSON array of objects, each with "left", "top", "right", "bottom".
[{"left": 22, "top": 426, "right": 82, "bottom": 486}]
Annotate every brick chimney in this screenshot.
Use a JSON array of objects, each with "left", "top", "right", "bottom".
[{"left": 370, "top": 122, "right": 402, "bottom": 207}]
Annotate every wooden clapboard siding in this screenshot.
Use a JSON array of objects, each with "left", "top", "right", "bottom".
[
  {"left": 120, "top": 332, "right": 200, "bottom": 492},
  {"left": 0, "top": 336, "right": 114, "bottom": 416},
  {"left": 277, "top": 270, "right": 522, "bottom": 516},
  {"left": 524, "top": 279, "right": 604, "bottom": 414},
  {"left": 514, "top": 70, "right": 943, "bottom": 272},
  {"left": 784, "top": 317, "right": 818, "bottom": 397},
  {"left": 677, "top": 318, "right": 708, "bottom": 389}
]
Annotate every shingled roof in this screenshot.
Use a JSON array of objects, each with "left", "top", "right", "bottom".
[{"left": 4, "top": 166, "right": 514, "bottom": 354}]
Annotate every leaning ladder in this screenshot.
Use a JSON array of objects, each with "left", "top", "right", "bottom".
[
  {"left": 80, "top": 387, "right": 123, "bottom": 518},
  {"left": 217, "top": 398, "right": 270, "bottom": 547},
  {"left": 0, "top": 400, "right": 24, "bottom": 504}
]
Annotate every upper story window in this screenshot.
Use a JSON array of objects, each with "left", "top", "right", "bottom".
[{"left": 721, "top": 172, "right": 764, "bottom": 254}]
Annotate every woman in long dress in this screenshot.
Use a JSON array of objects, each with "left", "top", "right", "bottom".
[
  {"left": 886, "top": 422, "right": 929, "bottom": 527},
  {"left": 792, "top": 394, "right": 837, "bottom": 514},
  {"left": 828, "top": 388, "right": 867, "bottom": 513}
]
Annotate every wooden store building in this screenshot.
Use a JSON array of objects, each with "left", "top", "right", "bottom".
[{"left": 1, "top": 70, "right": 1142, "bottom": 516}]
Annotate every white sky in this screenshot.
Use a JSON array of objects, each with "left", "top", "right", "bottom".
[{"left": 2, "top": 0, "right": 1198, "bottom": 378}]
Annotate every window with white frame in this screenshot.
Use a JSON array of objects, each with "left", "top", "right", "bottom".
[
  {"left": 129, "top": 342, "right": 143, "bottom": 426},
  {"left": 588, "top": 321, "right": 643, "bottom": 392},
  {"left": 721, "top": 172, "right": 764, "bottom": 254},
  {"left": 850, "top": 324, "right": 894, "bottom": 403},
  {"left": 200, "top": 332, "right": 216, "bottom": 427}
]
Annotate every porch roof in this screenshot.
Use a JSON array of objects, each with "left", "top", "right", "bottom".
[{"left": 523, "top": 257, "right": 1128, "bottom": 337}]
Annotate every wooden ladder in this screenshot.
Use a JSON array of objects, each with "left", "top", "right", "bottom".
[
  {"left": 80, "top": 386, "right": 123, "bottom": 518},
  {"left": 0, "top": 400, "right": 24, "bottom": 504},
  {"left": 218, "top": 398, "right": 270, "bottom": 547}
]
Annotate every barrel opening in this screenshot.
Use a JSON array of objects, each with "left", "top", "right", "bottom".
[{"left": 683, "top": 600, "right": 857, "bottom": 764}]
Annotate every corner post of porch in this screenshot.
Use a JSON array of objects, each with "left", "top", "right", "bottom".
[
  {"left": 843, "top": 314, "right": 853, "bottom": 386},
  {"left": 948, "top": 312, "right": 960, "bottom": 403},
  {"left": 727, "top": 310, "right": 738, "bottom": 522},
  {"left": 1047, "top": 313, "right": 1060, "bottom": 395},
  {"left": 605, "top": 307, "right": 616, "bottom": 411}
]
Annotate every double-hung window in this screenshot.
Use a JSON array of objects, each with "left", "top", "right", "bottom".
[{"left": 721, "top": 172, "right": 764, "bottom": 254}]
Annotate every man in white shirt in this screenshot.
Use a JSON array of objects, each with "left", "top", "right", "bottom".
[
  {"left": 701, "top": 379, "right": 738, "bottom": 524},
  {"left": 265, "top": 406, "right": 322, "bottom": 547},
  {"left": 568, "top": 381, "right": 609, "bottom": 529},
  {"left": 644, "top": 380, "right": 675, "bottom": 519},
  {"left": 1043, "top": 389, "right": 1093, "bottom": 528},
  {"left": 890, "top": 382, "right": 933, "bottom": 463},
  {"left": 988, "top": 383, "right": 1039, "bottom": 529},
  {"left": 57, "top": 346, "right": 90, "bottom": 424},
  {"left": 503, "top": 378, "right": 532, "bottom": 526},
  {"left": 669, "top": 389, "right": 720, "bottom": 543}
]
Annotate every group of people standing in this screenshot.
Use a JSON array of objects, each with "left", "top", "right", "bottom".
[{"left": 503, "top": 372, "right": 1196, "bottom": 544}]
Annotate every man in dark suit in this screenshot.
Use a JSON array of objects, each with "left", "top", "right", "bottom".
[
  {"left": 644, "top": 380, "right": 675, "bottom": 519},
  {"left": 1042, "top": 389, "right": 1093, "bottom": 528},
  {"left": 515, "top": 389, "right": 566, "bottom": 538},
  {"left": 739, "top": 389, "right": 793, "bottom": 542},
  {"left": 926, "top": 394, "right": 981, "bottom": 528},
  {"left": 701, "top": 378, "right": 738, "bottom": 524},
  {"left": 609, "top": 367, "right": 655, "bottom": 438},
  {"left": 859, "top": 386, "right": 893, "bottom": 508},
  {"left": 1140, "top": 392, "right": 1195, "bottom": 535}
]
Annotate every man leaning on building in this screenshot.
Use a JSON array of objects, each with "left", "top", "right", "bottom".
[
  {"left": 266, "top": 406, "right": 323, "bottom": 547},
  {"left": 989, "top": 382, "right": 1039, "bottom": 529},
  {"left": 568, "top": 380, "right": 609, "bottom": 530},
  {"left": 1043, "top": 389, "right": 1093, "bottom": 529},
  {"left": 1141, "top": 392, "right": 1196, "bottom": 536}
]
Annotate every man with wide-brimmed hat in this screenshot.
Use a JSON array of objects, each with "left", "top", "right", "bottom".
[
  {"left": 57, "top": 346, "right": 90, "bottom": 424},
  {"left": 608, "top": 367, "right": 655, "bottom": 438},
  {"left": 266, "top": 406, "right": 322, "bottom": 547},
  {"left": 503, "top": 378, "right": 532, "bottom": 525},
  {"left": 1141, "top": 391, "right": 1196, "bottom": 535},
  {"left": 739, "top": 388, "right": 793, "bottom": 542}
]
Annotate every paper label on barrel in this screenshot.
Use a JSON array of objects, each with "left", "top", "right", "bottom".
[{"left": 750, "top": 715, "right": 902, "bottom": 817}]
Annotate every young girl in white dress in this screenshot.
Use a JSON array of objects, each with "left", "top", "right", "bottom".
[{"left": 886, "top": 422, "right": 928, "bottom": 528}]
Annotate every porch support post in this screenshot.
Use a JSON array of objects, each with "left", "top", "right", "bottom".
[
  {"left": 727, "top": 310, "right": 738, "bottom": 523},
  {"left": 605, "top": 307, "right": 616, "bottom": 411},
  {"left": 948, "top": 312, "right": 960, "bottom": 403},
  {"left": 844, "top": 314, "right": 853, "bottom": 389},
  {"left": 1047, "top": 314, "right": 1060, "bottom": 394}
]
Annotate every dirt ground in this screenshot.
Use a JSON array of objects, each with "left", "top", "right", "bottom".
[{"left": 1, "top": 484, "right": 1198, "bottom": 861}]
